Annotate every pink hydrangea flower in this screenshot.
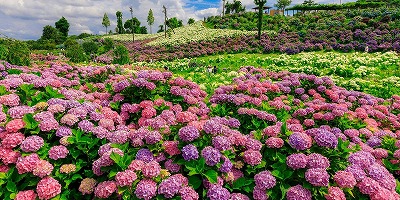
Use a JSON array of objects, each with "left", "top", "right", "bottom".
[{"left": 36, "top": 177, "right": 61, "bottom": 200}]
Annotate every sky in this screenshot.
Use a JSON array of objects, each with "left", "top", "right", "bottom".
[{"left": 0, "top": 0, "right": 353, "bottom": 40}]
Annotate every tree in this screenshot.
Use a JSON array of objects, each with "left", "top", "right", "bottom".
[
  {"left": 102, "top": 13, "right": 111, "bottom": 34},
  {"left": 116, "top": 11, "right": 124, "bottom": 34},
  {"left": 254, "top": 0, "right": 267, "bottom": 40},
  {"left": 55, "top": 16, "right": 70, "bottom": 38},
  {"left": 302, "top": 0, "right": 317, "bottom": 5},
  {"left": 225, "top": 0, "right": 245, "bottom": 14},
  {"left": 157, "top": 24, "right": 164, "bottom": 33},
  {"left": 124, "top": 18, "right": 141, "bottom": 33},
  {"left": 41, "top": 25, "right": 58, "bottom": 41},
  {"left": 188, "top": 18, "right": 195, "bottom": 25},
  {"left": 147, "top": 9, "right": 155, "bottom": 34},
  {"left": 166, "top": 17, "right": 183, "bottom": 29},
  {"left": 275, "top": 0, "right": 292, "bottom": 15}
]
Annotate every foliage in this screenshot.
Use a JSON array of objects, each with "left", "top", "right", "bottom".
[
  {"left": 0, "top": 43, "right": 8, "bottom": 60},
  {"left": 63, "top": 38, "right": 79, "bottom": 49},
  {"left": 65, "top": 44, "right": 88, "bottom": 63},
  {"left": 102, "top": 13, "right": 111, "bottom": 34},
  {"left": 188, "top": 18, "right": 195, "bottom": 25},
  {"left": 124, "top": 17, "right": 147, "bottom": 34},
  {"left": 275, "top": 0, "right": 293, "bottom": 13},
  {"left": 103, "top": 38, "right": 114, "bottom": 52},
  {"left": 6, "top": 40, "right": 31, "bottom": 66},
  {"left": 116, "top": 11, "right": 124, "bottom": 34},
  {"left": 166, "top": 17, "right": 183, "bottom": 29},
  {"left": 113, "top": 45, "right": 130, "bottom": 64},
  {"left": 225, "top": 0, "right": 246, "bottom": 14},
  {"left": 55, "top": 16, "right": 70, "bottom": 39},
  {"left": 82, "top": 41, "right": 99, "bottom": 55},
  {"left": 147, "top": 9, "right": 155, "bottom": 34}
]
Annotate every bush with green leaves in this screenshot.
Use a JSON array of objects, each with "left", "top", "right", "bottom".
[
  {"left": 82, "top": 41, "right": 99, "bottom": 55},
  {"left": 113, "top": 45, "right": 130, "bottom": 64},
  {"left": 6, "top": 40, "right": 31, "bottom": 66},
  {"left": 65, "top": 44, "right": 87, "bottom": 63},
  {"left": 0, "top": 44, "right": 8, "bottom": 60}
]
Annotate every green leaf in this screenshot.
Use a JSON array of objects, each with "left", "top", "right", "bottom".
[
  {"left": 110, "top": 152, "right": 122, "bottom": 167},
  {"left": 203, "top": 170, "right": 218, "bottom": 184},
  {"left": 6, "top": 181, "right": 17, "bottom": 193},
  {"left": 188, "top": 175, "right": 202, "bottom": 189},
  {"left": 196, "top": 158, "right": 205, "bottom": 173},
  {"left": 0, "top": 85, "right": 7, "bottom": 95}
]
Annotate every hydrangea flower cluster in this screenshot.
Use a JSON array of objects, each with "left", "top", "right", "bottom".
[{"left": 0, "top": 63, "right": 400, "bottom": 200}]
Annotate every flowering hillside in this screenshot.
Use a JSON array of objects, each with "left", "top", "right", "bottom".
[{"left": 0, "top": 59, "right": 399, "bottom": 200}]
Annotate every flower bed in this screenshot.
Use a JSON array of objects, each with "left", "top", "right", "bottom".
[{"left": 0, "top": 60, "right": 399, "bottom": 199}]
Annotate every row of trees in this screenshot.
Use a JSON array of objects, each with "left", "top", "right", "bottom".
[{"left": 101, "top": 9, "right": 195, "bottom": 35}]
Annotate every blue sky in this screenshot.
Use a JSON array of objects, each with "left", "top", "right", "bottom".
[{"left": 0, "top": 0, "right": 353, "bottom": 40}]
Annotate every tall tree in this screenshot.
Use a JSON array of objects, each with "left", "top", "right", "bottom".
[
  {"left": 275, "top": 0, "right": 292, "bottom": 15},
  {"left": 225, "top": 0, "right": 245, "bottom": 14},
  {"left": 147, "top": 9, "right": 155, "bottom": 34},
  {"left": 102, "top": 13, "right": 111, "bottom": 34},
  {"left": 116, "top": 11, "right": 124, "bottom": 34},
  {"left": 55, "top": 16, "right": 69, "bottom": 38},
  {"left": 254, "top": 0, "right": 267, "bottom": 40}
]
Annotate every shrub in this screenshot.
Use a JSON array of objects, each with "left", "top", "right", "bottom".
[
  {"left": 113, "top": 45, "right": 130, "bottom": 65},
  {"left": 64, "top": 38, "right": 79, "bottom": 49},
  {"left": 0, "top": 44, "right": 8, "bottom": 60},
  {"left": 103, "top": 38, "right": 114, "bottom": 52},
  {"left": 82, "top": 41, "right": 99, "bottom": 55},
  {"left": 65, "top": 44, "right": 87, "bottom": 63},
  {"left": 7, "top": 40, "right": 31, "bottom": 66}
]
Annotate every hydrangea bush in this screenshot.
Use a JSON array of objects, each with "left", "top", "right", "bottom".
[{"left": 0, "top": 60, "right": 399, "bottom": 200}]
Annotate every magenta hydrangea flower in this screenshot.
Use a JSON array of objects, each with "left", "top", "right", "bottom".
[
  {"left": 207, "top": 185, "right": 230, "bottom": 200},
  {"left": 2, "top": 132, "right": 25, "bottom": 148},
  {"left": 142, "top": 161, "right": 161, "bottom": 178},
  {"left": 286, "top": 185, "right": 312, "bottom": 200},
  {"left": 163, "top": 141, "right": 181, "bottom": 156},
  {"left": 254, "top": 170, "right": 276, "bottom": 190},
  {"left": 15, "top": 190, "right": 37, "bottom": 200},
  {"left": 33, "top": 160, "right": 54, "bottom": 178},
  {"left": 158, "top": 175, "right": 183, "bottom": 198},
  {"left": 253, "top": 187, "right": 268, "bottom": 200},
  {"left": 16, "top": 153, "right": 40, "bottom": 174},
  {"left": 286, "top": 153, "right": 308, "bottom": 170},
  {"left": 243, "top": 150, "right": 262, "bottom": 166},
  {"left": 357, "top": 177, "right": 381, "bottom": 195},
  {"left": 305, "top": 168, "right": 330, "bottom": 186},
  {"left": 212, "top": 135, "right": 231, "bottom": 151},
  {"left": 36, "top": 177, "right": 61, "bottom": 200},
  {"left": 20, "top": 135, "right": 44, "bottom": 152},
  {"left": 334, "top": 171, "right": 357, "bottom": 188},
  {"left": 115, "top": 170, "right": 137, "bottom": 187},
  {"left": 179, "top": 186, "right": 199, "bottom": 200},
  {"left": 265, "top": 137, "right": 284, "bottom": 148},
  {"left": 48, "top": 145, "right": 69, "bottom": 160},
  {"left": 231, "top": 193, "right": 250, "bottom": 200},
  {"left": 325, "top": 187, "right": 346, "bottom": 200},
  {"left": 135, "top": 179, "right": 158, "bottom": 200},
  {"left": 307, "top": 153, "right": 330, "bottom": 169},
  {"left": 94, "top": 181, "right": 117, "bottom": 199}
]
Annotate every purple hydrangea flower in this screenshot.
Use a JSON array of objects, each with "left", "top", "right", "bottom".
[
  {"left": 286, "top": 153, "right": 308, "bottom": 170},
  {"left": 286, "top": 185, "right": 311, "bottom": 200},
  {"left": 289, "top": 132, "right": 312, "bottom": 150},
  {"left": 201, "top": 146, "right": 221, "bottom": 166},
  {"left": 181, "top": 144, "right": 199, "bottom": 161},
  {"left": 314, "top": 129, "right": 338, "bottom": 148},
  {"left": 207, "top": 185, "right": 230, "bottom": 200},
  {"left": 136, "top": 148, "right": 154, "bottom": 163},
  {"left": 178, "top": 125, "right": 200, "bottom": 142},
  {"left": 305, "top": 168, "right": 330, "bottom": 186}
]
